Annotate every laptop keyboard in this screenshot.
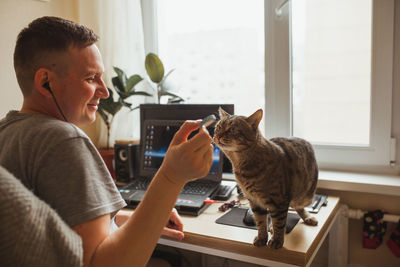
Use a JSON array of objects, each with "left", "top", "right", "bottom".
[
  {"left": 182, "top": 181, "right": 216, "bottom": 195},
  {"left": 135, "top": 180, "right": 150, "bottom": 190},
  {"left": 129, "top": 177, "right": 151, "bottom": 190},
  {"left": 124, "top": 177, "right": 217, "bottom": 196}
]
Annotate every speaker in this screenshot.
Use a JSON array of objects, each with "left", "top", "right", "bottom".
[{"left": 114, "top": 143, "right": 140, "bottom": 183}]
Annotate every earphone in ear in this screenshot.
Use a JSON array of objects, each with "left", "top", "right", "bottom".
[
  {"left": 42, "top": 82, "right": 68, "bottom": 122},
  {"left": 43, "top": 82, "right": 51, "bottom": 92}
]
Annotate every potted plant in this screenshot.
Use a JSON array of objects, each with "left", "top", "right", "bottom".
[
  {"left": 98, "top": 53, "right": 183, "bottom": 149},
  {"left": 98, "top": 67, "right": 152, "bottom": 150},
  {"left": 145, "top": 53, "right": 184, "bottom": 104},
  {"left": 97, "top": 67, "right": 152, "bottom": 176},
  {"left": 97, "top": 53, "right": 183, "bottom": 176}
]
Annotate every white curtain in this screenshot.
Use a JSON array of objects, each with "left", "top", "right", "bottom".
[{"left": 77, "top": 0, "right": 153, "bottom": 147}]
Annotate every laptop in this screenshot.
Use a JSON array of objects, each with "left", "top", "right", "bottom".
[
  {"left": 119, "top": 118, "right": 233, "bottom": 215},
  {"left": 139, "top": 104, "right": 235, "bottom": 174}
]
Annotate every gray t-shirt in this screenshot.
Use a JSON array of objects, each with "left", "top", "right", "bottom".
[
  {"left": 0, "top": 165, "right": 83, "bottom": 267},
  {"left": 0, "top": 111, "right": 126, "bottom": 226}
]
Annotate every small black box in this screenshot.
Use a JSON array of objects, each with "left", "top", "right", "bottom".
[{"left": 114, "top": 143, "right": 140, "bottom": 183}]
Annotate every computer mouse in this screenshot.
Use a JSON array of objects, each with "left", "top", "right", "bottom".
[{"left": 243, "top": 208, "right": 256, "bottom": 226}]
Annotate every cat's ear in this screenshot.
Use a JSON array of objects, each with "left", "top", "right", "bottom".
[
  {"left": 218, "top": 107, "right": 230, "bottom": 119},
  {"left": 246, "top": 109, "right": 263, "bottom": 130}
]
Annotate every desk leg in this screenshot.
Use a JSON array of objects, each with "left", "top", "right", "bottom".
[{"left": 328, "top": 205, "right": 348, "bottom": 267}]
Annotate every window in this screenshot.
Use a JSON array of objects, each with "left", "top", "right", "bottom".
[
  {"left": 266, "top": 0, "right": 394, "bottom": 169},
  {"left": 142, "top": 0, "right": 265, "bottom": 132},
  {"left": 143, "top": 0, "right": 394, "bottom": 170},
  {"left": 291, "top": 0, "right": 372, "bottom": 146}
]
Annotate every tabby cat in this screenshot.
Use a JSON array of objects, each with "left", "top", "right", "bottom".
[{"left": 213, "top": 107, "right": 318, "bottom": 249}]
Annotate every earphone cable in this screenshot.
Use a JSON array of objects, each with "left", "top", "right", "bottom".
[{"left": 48, "top": 90, "right": 68, "bottom": 122}]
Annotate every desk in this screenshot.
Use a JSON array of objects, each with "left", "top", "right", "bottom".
[{"left": 157, "top": 193, "right": 340, "bottom": 267}]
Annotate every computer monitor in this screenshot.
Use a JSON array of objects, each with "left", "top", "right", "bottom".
[
  {"left": 140, "top": 119, "right": 222, "bottom": 181},
  {"left": 139, "top": 104, "right": 234, "bottom": 177},
  {"left": 139, "top": 104, "right": 234, "bottom": 125}
]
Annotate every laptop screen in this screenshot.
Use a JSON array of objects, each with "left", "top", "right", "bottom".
[
  {"left": 139, "top": 104, "right": 235, "bottom": 173},
  {"left": 140, "top": 119, "right": 222, "bottom": 182}
]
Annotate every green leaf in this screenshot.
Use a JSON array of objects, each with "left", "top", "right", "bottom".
[
  {"left": 98, "top": 88, "right": 123, "bottom": 116},
  {"left": 167, "top": 97, "right": 184, "bottom": 104},
  {"left": 160, "top": 68, "right": 175, "bottom": 86},
  {"left": 126, "top": 91, "right": 153, "bottom": 97},
  {"left": 159, "top": 90, "right": 182, "bottom": 99},
  {"left": 145, "top": 53, "right": 164, "bottom": 83},
  {"left": 99, "top": 88, "right": 115, "bottom": 106},
  {"left": 113, "top": 66, "right": 127, "bottom": 90},
  {"left": 110, "top": 102, "right": 122, "bottom": 115},
  {"left": 111, "top": 76, "right": 125, "bottom": 95},
  {"left": 120, "top": 98, "right": 132, "bottom": 109},
  {"left": 120, "top": 99, "right": 146, "bottom": 112},
  {"left": 97, "top": 108, "right": 109, "bottom": 126},
  {"left": 126, "top": 74, "right": 143, "bottom": 93}
]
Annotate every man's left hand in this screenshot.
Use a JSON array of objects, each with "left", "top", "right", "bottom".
[{"left": 162, "top": 208, "right": 184, "bottom": 240}]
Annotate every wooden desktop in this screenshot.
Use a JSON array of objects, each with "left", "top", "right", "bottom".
[{"left": 155, "top": 188, "right": 340, "bottom": 267}]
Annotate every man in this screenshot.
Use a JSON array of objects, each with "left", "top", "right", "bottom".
[{"left": 0, "top": 16, "right": 213, "bottom": 266}]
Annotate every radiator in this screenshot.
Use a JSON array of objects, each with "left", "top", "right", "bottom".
[{"left": 328, "top": 205, "right": 400, "bottom": 267}]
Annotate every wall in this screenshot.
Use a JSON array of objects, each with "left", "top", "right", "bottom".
[
  {"left": 317, "top": 189, "right": 400, "bottom": 267},
  {"left": 0, "top": 0, "right": 78, "bottom": 116},
  {"left": 0, "top": 0, "right": 101, "bottom": 141}
]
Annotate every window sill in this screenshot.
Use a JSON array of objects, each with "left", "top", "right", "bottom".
[
  {"left": 223, "top": 171, "right": 400, "bottom": 197},
  {"left": 318, "top": 170, "right": 400, "bottom": 196}
]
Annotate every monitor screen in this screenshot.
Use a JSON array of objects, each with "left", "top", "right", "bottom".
[
  {"left": 139, "top": 104, "right": 235, "bottom": 174},
  {"left": 140, "top": 119, "right": 222, "bottom": 181}
]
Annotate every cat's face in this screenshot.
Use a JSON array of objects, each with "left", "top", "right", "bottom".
[{"left": 213, "top": 108, "right": 263, "bottom": 152}]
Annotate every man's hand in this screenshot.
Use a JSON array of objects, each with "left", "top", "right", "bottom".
[
  {"left": 161, "top": 208, "right": 184, "bottom": 240},
  {"left": 159, "top": 121, "right": 214, "bottom": 186}
]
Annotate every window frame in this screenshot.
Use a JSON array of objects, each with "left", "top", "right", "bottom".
[
  {"left": 141, "top": 0, "right": 158, "bottom": 55},
  {"left": 265, "top": 0, "right": 394, "bottom": 170},
  {"left": 143, "top": 0, "right": 395, "bottom": 171}
]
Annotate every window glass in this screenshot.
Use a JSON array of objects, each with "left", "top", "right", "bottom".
[
  {"left": 157, "top": 0, "right": 265, "bottom": 129},
  {"left": 291, "top": 0, "right": 372, "bottom": 146}
]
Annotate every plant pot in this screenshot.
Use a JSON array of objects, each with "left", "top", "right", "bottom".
[{"left": 98, "top": 148, "right": 115, "bottom": 179}]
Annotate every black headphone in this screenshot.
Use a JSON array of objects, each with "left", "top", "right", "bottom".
[
  {"left": 43, "top": 82, "right": 68, "bottom": 122},
  {"left": 43, "top": 82, "right": 51, "bottom": 92}
]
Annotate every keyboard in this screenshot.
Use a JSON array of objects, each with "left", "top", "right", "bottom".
[
  {"left": 126, "top": 177, "right": 216, "bottom": 196},
  {"left": 130, "top": 177, "right": 151, "bottom": 190},
  {"left": 182, "top": 181, "right": 217, "bottom": 195},
  {"left": 212, "top": 180, "right": 237, "bottom": 200}
]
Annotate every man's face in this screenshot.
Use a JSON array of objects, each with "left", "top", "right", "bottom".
[{"left": 51, "top": 44, "right": 108, "bottom": 127}]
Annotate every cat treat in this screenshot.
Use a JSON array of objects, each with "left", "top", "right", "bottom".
[
  {"left": 199, "top": 114, "right": 217, "bottom": 128},
  {"left": 214, "top": 107, "right": 318, "bottom": 249}
]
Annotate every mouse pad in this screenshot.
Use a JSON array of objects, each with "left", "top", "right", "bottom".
[{"left": 215, "top": 207, "right": 300, "bottom": 234}]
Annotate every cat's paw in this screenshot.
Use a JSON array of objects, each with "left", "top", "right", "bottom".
[
  {"left": 267, "top": 237, "right": 284, "bottom": 249},
  {"left": 304, "top": 216, "right": 318, "bottom": 226},
  {"left": 253, "top": 236, "right": 268, "bottom": 247}
]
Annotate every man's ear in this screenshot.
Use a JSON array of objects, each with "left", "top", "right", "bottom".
[
  {"left": 34, "top": 68, "right": 52, "bottom": 97},
  {"left": 246, "top": 109, "right": 263, "bottom": 130}
]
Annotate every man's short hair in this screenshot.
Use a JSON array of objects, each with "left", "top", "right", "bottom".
[{"left": 13, "top": 16, "right": 99, "bottom": 96}]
